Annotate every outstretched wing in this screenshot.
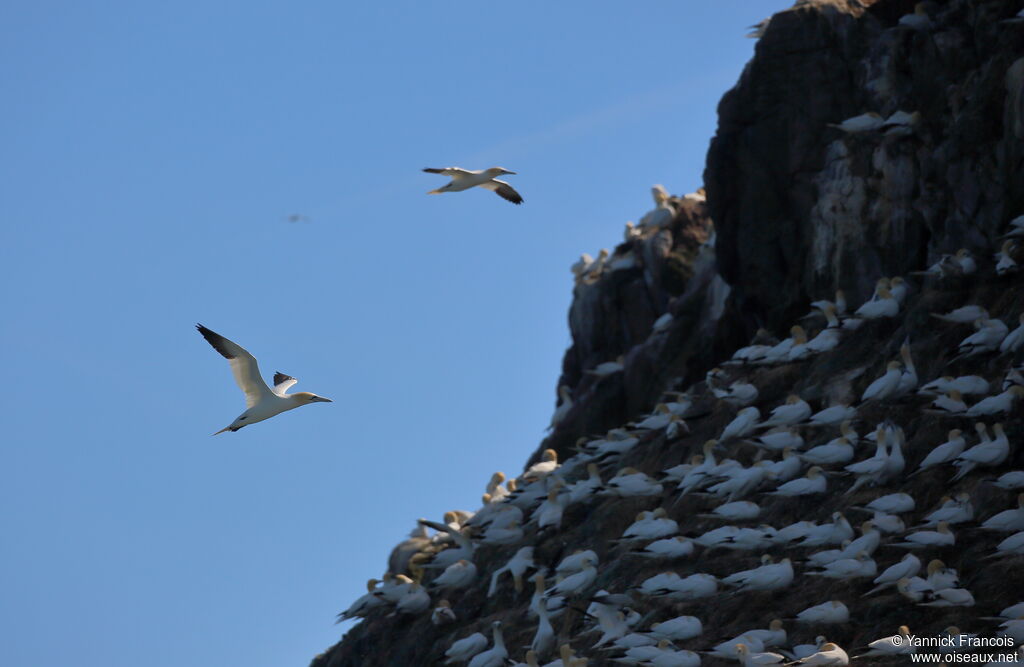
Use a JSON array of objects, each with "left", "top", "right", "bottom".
[
  {"left": 196, "top": 324, "right": 272, "bottom": 408},
  {"left": 423, "top": 167, "right": 474, "bottom": 178},
  {"left": 272, "top": 372, "right": 299, "bottom": 396},
  {"left": 481, "top": 179, "right": 524, "bottom": 205}
]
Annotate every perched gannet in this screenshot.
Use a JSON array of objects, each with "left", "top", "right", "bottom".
[
  {"left": 431, "top": 599, "right": 456, "bottom": 626},
  {"left": 982, "top": 493, "right": 1024, "bottom": 532},
  {"left": 910, "top": 429, "right": 965, "bottom": 476},
  {"left": 857, "top": 626, "right": 915, "bottom": 658},
  {"left": 628, "top": 535, "right": 695, "bottom": 559},
  {"left": 805, "top": 291, "right": 847, "bottom": 319},
  {"left": 423, "top": 167, "right": 523, "bottom": 204},
  {"left": 851, "top": 492, "right": 915, "bottom": 515},
  {"left": 735, "top": 643, "right": 786, "bottom": 666},
  {"left": 808, "top": 403, "right": 855, "bottom": 426},
  {"left": 890, "top": 521, "right": 955, "bottom": 548},
  {"left": 649, "top": 615, "right": 703, "bottom": 641},
  {"left": 567, "top": 463, "right": 602, "bottom": 504},
  {"left": 1002, "top": 313, "right": 1024, "bottom": 353},
  {"left": 966, "top": 387, "right": 1024, "bottom": 416},
  {"left": 700, "top": 500, "right": 761, "bottom": 521},
  {"left": 445, "top": 632, "right": 488, "bottom": 664},
  {"left": 531, "top": 604, "right": 555, "bottom": 659},
  {"left": 882, "top": 110, "right": 920, "bottom": 135},
  {"left": 789, "top": 642, "right": 849, "bottom": 665},
  {"left": 724, "top": 558, "right": 794, "bottom": 592},
  {"left": 932, "top": 304, "right": 989, "bottom": 323},
  {"left": 555, "top": 549, "right": 599, "bottom": 576},
  {"left": 721, "top": 407, "right": 762, "bottom": 441},
  {"left": 828, "top": 112, "right": 884, "bottom": 133},
  {"left": 919, "top": 492, "right": 973, "bottom": 526},
  {"left": 918, "top": 374, "right": 989, "bottom": 396},
  {"left": 919, "top": 587, "right": 975, "bottom": 608},
  {"left": 952, "top": 423, "right": 1009, "bottom": 479},
  {"left": 860, "top": 361, "right": 902, "bottom": 403},
  {"left": 395, "top": 580, "right": 431, "bottom": 614},
  {"left": 926, "top": 389, "right": 966, "bottom": 414},
  {"left": 432, "top": 559, "right": 477, "bottom": 589},
  {"left": 336, "top": 579, "right": 384, "bottom": 621},
  {"left": 954, "top": 318, "right": 1009, "bottom": 358},
  {"left": 487, "top": 546, "right": 534, "bottom": 596},
  {"left": 807, "top": 552, "right": 876, "bottom": 580},
  {"left": 467, "top": 622, "right": 507, "bottom": 667},
  {"left": 801, "top": 435, "right": 854, "bottom": 466},
  {"left": 759, "top": 395, "right": 811, "bottom": 428},
  {"left": 196, "top": 325, "right": 332, "bottom": 434},
  {"left": 992, "top": 470, "right": 1024, "bottom": 490},
  {"left": 795, "top": 601, "right": 849, "bottom": 625},
  {"left": 617, "top": 508, "right": 677, "bottom": 542},
  {"left": 603, "top": 468, "right": 663, "bottom": 497},
  {"left": 854, "top": 286, "right": 899, "bottom": 319},
  {"left": 587, "top": 356, "right": 625, "bottom": 376},
  {"left": 534, "top": 486, "right": 566, "bottom": 531},
  {"left": 748, "top": 427, "right": 803, "bottom": 453},
  {"left": 546, "top": 558, "right": 597, "bottom": 597},
  {"left": 864, "top": 553, "right": 920, "bottom": 596},
  {"left": 797, "top": 513, "right": 854, "bottom": 547},
  {"left": 713, "top": 381, "right": 760, "bottom": 406},
  {"left": 766, "top": 466, "right": 825, "bottom": 496}
]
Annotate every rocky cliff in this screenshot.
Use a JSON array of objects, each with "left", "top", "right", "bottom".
[{"left": 312, "top": 0, "right": 1024, "bottom": 665}]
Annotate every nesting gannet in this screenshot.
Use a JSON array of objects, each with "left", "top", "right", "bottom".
[
  {"left": 431, "top": 599, "right": 456, "bottom": 626},
  {"left": 795, "top": 601, "right": 849, "bottom": 625},
  {"left": 966, "top": 387, "right": 1024, "bottom": 416},
  {"left": 766, "top": 466, "right": 826, "bottom": 497},
  {"left": 587, "top": 356, "right": 625, "bottom": 376},
  {"left": 992, "top": 470, "right": 1024, "bottom": 490},
  {"left": 724, "top": 558, "right": 794, "bottom": 592},
  {"left": 860, "top": 361, "right": 902, "bottom": 402},
  {"left": 890, "top": 521, "right": 955, "bottom": 548},
  {"left": 1001, "top": 313, "right": 1024, "bottom": 353},
  {"left": 555, "top": 549, "right": 599, "bottom": 576},
  {"left": 926, "top": 389, "right": 967, "bottom": 414},
  {"left": 952, "top": 423, "right": 1009, "bottom": 479},
  {"left": 854, "top": 286, "right": 899, "bottom": 319},
  {"left": 955, "top": 317, "right": 1011, "bottom": 358},
  {"left": 445, "top": 632, "right": 488, "bottom": 664},
  {"left": 336, "top": 579, "right": 384, "bottom": 621},
  {"left": 748, "top": 428, "right": 803, "bottom": 453},
  {"left": 932, "top": 304, "right": 990, "bottom": 323},
  {"left": 721, "top": 407, "right": 762, "bottom": 441},
  {"left": 617, "top": 508, "right": 677, "bottom": 542},
  {"left": 919, "top": 587, "right": 975, "bottom": 607},
  {"left": 982, "top": 493, "right": 1024, "bottom": 532},
  {"left": 828, "top": 112, "right": 884, "bottom": 133},
  {"left": 759, "top": 395, "right": 811, "bottom": 428},
  {"left": 603, "top": 468, "right": 663, "bottom": 497},
  {"left": 857, "top": 626, "right": 915, "bottom": 658},
  {"left": 789, "top": 643, "right": 849, "bottom": 665},
  {"left": 807, "top": 552, "right": 876, "bottom": 580},
  {"left": 627, "top": 535, "right": 695, "bottom": 560},
  {"left": 395, "top": 580, "right": 431, "bottom": 614},
  {"left": 545, "top": 558, "right": 597, "bottom": 597},
  {"left": 864, "top": 553, "right": 920, "bottom": 596},
  {"left": 882, "top": 110, "right": 921, "bottom": 135},
  {"left": 918, "top": 374, "right": 990, "bottom": 396},
  {"left": 809, "top": 403, "right": 855, "bottom": 426},
  {"left": 712, "top": 381, "right": 760, "bottom": 406},
  {"left": 196, "top": 325, "right": 332, "bottom": 434},
  {"left": 997, "top": 240, "right": 1021, "bottom": 275},
  {"left": 467, "top": 622, "right": 507, "bottom": 667},
  {"left": 423, "top": 167, "right": 523, "bottom": 204},
  {"left": 530, "top": 604, "right": 555, "bottom": 659},
  {"left": 735, "top": 643, "right": 786, "bottom": 666},
  {"left": 649, "top": 615, "right": 702, "bottom": 641},
  {"left": 919, "top": 492, "right": 973, "bottom": 526},
  {"left": 432, "top": 559, "right": 477, "bottom": 589},
  {"left": 700, "top": 500, "right": 761, "bottom": 521},
  {"left": 909, "top": 429, "right": 965, "bottom": 476}
]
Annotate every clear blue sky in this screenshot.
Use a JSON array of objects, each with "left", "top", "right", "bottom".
[{"left": 1, "top": 2, "right": 788, "bottom": 665}]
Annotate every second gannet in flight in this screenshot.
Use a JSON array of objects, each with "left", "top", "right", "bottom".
[
  {"left": 423, "top": 166, "right": 523, "bottom": 204},
  {"left": 196, "top": 324, "right": 332, "bottom": 434}
]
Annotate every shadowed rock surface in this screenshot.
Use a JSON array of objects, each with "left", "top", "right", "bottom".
[{"left": 312, "top": 1, "right": 1024, "bottom": 665}]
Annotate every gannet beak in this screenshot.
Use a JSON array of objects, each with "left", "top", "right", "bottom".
[
  {"left": 313, "top": 396, "right": 333, "bottom": 403},
  {"left": 212, "top": 427, "right": 231, "bottom": 435},
  {"left": 504, "top": 170, "right": 517, "bottom": 175}
]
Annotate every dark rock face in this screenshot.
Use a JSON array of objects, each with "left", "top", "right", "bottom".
[
  {"left": 707, "top": 0, "right": 1024, "bottom": 332},
  {"left": 313, "top": 2, "right": 1024, "bottom": 666}
]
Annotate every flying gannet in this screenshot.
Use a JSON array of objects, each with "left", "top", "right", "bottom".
[
  {"left": 423, "top": 166, "right": 523, "bottom": 204},
  {"left": 196, "top": 324, "right": 332, "bottom": 434}
]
